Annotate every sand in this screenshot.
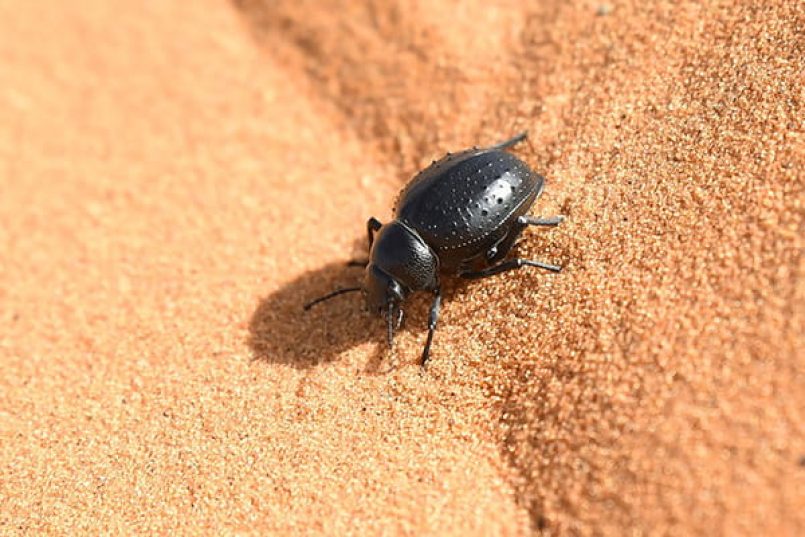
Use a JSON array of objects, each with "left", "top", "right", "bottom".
[{"left": 1, "top": 0, "right": 802, "bottom": 535}]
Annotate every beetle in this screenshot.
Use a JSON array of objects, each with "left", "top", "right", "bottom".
[{"left": 304, "top": 132, "right": 564, "bottom": 367}]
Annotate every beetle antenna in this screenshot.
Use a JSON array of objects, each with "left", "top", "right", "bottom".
[{"left": 303, "top": 287, "right": 361, "bottom": 310}]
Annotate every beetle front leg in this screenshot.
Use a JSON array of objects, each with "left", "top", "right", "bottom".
[
  {"left": 366, "top": 217, "right": 382, "bottom": 248},
  {"left": 459, "top": 258, "right": 561, "bottom": 279},
  {"left": 420, "top": 289, "right": 442, "bottom": 368},
  {"left": 347, "top": 217, "right": 383, "bottom": 267}
]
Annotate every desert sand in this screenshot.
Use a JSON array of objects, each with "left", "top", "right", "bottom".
[{"left": 1, "top": 0, "right": 802, "bottom": 535}]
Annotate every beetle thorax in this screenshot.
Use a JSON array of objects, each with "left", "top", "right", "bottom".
[{"left": 367, "top": 220, "right": 438, "bottom": 294}]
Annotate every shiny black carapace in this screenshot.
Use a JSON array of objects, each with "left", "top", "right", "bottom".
[{"left": 304, "top": 132, "right": 563, "bottom": 367}]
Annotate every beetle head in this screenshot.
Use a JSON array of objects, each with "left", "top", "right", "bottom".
[
  {"left": 363, "top": 264, "right": 406, "bottom": 313},
  {"left": 364, "top": 263, "right": 406, "bottom": 348}
]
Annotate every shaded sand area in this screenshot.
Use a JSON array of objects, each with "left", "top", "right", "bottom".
[{"left": 1, "top": 0, "right": 802, "bottom": 534}]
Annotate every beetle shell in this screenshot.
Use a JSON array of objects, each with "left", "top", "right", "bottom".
[{"left": 395, "top": 147, "right": 545, "bottom": 273}]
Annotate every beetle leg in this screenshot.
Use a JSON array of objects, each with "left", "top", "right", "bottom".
[
  {"left": 517, "top": 215, "right": 565, "bottom": 227},
  {"left": 346, "top": 217, "right": 383, "bottom": 267},
  {"left": 420, "top": 290, "right": 442, "bottom": 368},
  {"left": 366, "top": 217, "right": 382, "bottom": 249},
  {"left": 387, "top": 302, "right": 395, "bottom": 350},
  {"left": 459, "top": 258, "right": 562, "bottom": 279},
  {"left": 488, "top": 131, "right": 528, "bottom": 151},
  {"left": 396, "top": 307, "right": 405, "bottom": 330}
]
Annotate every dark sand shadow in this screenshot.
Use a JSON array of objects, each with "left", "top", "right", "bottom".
[
  {"left": 248, "top": 258, "right": 383, "bottom": 371},
  {"left": 247, "top": 256, "right": 474, "bottom": 372}
]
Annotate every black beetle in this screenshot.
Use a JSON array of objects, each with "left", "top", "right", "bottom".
[{"left": 305, "top": 132, "right": 563, "bottom": 366}]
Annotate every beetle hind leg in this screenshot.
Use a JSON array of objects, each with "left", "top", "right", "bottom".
[
  {"left": 459, "top": 258, "right": 562, "bottom": 280},
  {"left": 486, "top": 223, "right": 528, "bottom": 264},
  {"left": 517, "top": 215, "right": 565, "bottom": 227},
  {"left": 488, "top": 132, "right": 528, "bottom": 151}
]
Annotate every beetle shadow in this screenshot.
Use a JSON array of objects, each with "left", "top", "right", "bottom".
[
  {"left": 247, "top": 256, "right": 475, "bottom": 372},
  {"left": 247, "top": 257, "right": 382, "bottom": 370}
]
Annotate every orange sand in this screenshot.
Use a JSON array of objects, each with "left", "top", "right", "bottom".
[{"left": 1, "top": 0, "right": 802, "bottom": 535}]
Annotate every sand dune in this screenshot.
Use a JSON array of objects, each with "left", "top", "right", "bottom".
[{"left": 1, "top": 0, "right": 802, "bottom": 534}]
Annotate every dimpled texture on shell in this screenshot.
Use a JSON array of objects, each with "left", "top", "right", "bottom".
[{"left": 394, "top": 149, "right": 544, "bottom": 267}]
